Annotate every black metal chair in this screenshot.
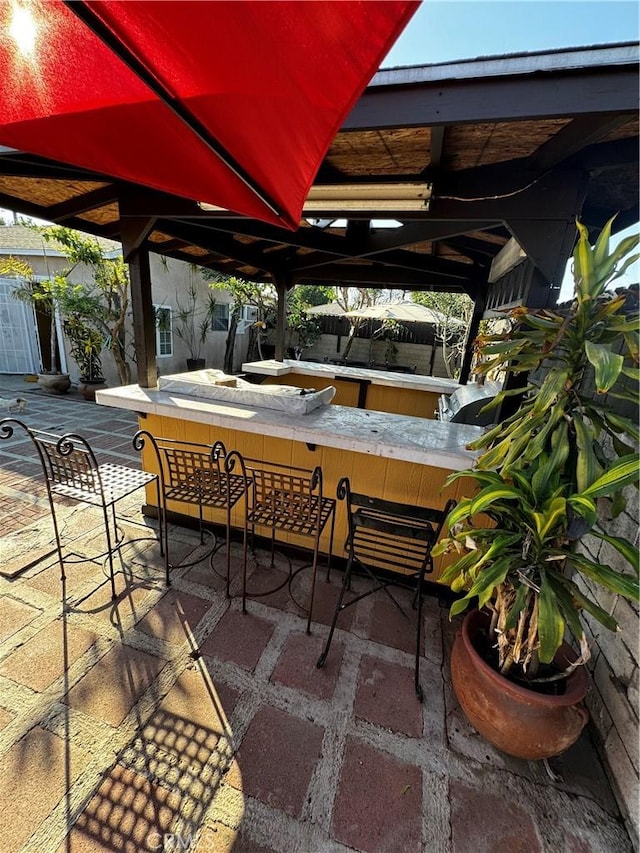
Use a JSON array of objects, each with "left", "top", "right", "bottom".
[
  {"left": 236, "top": 456, "right": 336, "bottom": 633},
  {"left": 0, "top": 418, "right": 163, "bottom": 599},
  {"left": 317, "top": 477, "right": 455, "bottom": 699},
  {"left": 133, "top": 431, "right": 249, "bottom": 594}
]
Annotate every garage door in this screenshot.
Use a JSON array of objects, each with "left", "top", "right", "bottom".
[{"left": 0, "top": 278, "right": 41, "bottom": 374}]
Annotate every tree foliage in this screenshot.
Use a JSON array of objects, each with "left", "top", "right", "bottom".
[
  {"left": 412, "top": 291, "right": 472, "bottom": 378},
  {"left": 40, "top": 226, "right": 133, "bottom": 384},
  {"left": 205, "top": 273, "right": 276, "bottom": 371}
]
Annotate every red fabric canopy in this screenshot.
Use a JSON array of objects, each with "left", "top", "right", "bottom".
[{"left": 0, "top": 1, "right": 418, "bottom": 228}]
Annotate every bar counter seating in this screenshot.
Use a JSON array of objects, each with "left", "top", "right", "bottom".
[
  {"left": 235, "top": 456, "right": 337, "bottom": 633},
  {"left": 318, "top": 476, "right": 455, "bottom": 699},
  {"left": 133, "top": 431, "right": 249, "bottom": 595},
  {"left": 132, "top": 432, "right": 336, "bottom": 632},
  {"left": 0, "top": 418, "right": 164, "bottom": 600}
]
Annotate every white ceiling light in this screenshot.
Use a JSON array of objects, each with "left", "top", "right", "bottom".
[
  {"left": 302, "top": 182, "right": 432, "bottom": 212},
  {"left": 198, "top": 182, "right": 432, "bottom": 215}
]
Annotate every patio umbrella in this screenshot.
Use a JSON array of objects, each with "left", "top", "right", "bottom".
[
  {"left": 343, "top": 301, "right": 465, "bottom": 325},
  {"left": 0, "top": 1, "right": 418, "bottom": 229}
]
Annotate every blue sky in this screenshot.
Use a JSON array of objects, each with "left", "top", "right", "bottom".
[
  {"left": 383, "top": 1, "right": 639, "bottom": 297},
  {"left": 384, "top": 1, "right": 639, "bottom": 67}
]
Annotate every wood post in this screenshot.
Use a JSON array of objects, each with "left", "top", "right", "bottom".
[
  {"left": 127, "top": 246, "right": 157, "bottom": 388},
  {"left": 274, "top": 272, "right": 294, "bottom": 361}
]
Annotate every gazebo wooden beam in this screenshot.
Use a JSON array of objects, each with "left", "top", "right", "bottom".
[{"left": 346, "top": 56, "right": 638, "bottom": 130}]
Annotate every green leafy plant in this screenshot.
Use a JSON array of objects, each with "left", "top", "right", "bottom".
[
  {"left": 8, "top": 269, "right": 101, "bottom": 376},
  {"left": 9, "top": 272, "right": 68, "bottom": 375},
  {"left": 287, "top": 302, "right": 322, "bottom": 357},
  {"left": 64, "top": 314, "right": 104, "bottom": 381},
  {"left": 206, "top": 273, "right": 276, "bottom": 372},
  {"left": 368, "top": 317, "right": 403, "bottom": 364},
  {"left": 40, "top": 226, "right": 133, "bottom": 386},
  {"left": 172, "top": 275, "right": 217, "bottom": 362},
  {"left": 434, "top": 219, "right": 640, "bottom": 680},
  {"left": 413, "top": 290, "right": 472, "bottom": 378},
  {"left": 2, "top": 227, "right": 128, "bottom": 383}
]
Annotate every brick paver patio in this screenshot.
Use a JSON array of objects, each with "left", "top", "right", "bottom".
[{"left": 0, "top": 378, "right": 633, "bottom": 852}]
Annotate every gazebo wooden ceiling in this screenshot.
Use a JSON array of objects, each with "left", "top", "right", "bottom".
[
  {"left": 0, "top": 42, "right": 636, "bottom": 294},
  {"left": 0, "top": 41, "right": 637, "bottom": 384}
]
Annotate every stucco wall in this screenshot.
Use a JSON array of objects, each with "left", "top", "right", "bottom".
[{"left": 149, "top": 256, "right": 249, "bottom": 379}]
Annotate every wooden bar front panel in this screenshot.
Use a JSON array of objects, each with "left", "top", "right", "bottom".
[{"left": 139, "top": 413, "right": 468, "bottom": 582}]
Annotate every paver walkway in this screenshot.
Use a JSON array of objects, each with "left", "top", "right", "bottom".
[{"left": 0, "top": 377, "right": 633, "bottom": 853}]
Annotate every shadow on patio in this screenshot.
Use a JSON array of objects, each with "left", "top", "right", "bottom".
[{"left": 0, "top": 385, "right": 633, "bottom": 853}]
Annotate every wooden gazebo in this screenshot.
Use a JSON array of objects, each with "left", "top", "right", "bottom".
[{"left": 0, "top": 42, "right": 637, "bottom": 386}]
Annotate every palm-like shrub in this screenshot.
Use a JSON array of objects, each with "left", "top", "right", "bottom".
[{"left": 434, "top": 220, "right": 639, "bottom": 679}]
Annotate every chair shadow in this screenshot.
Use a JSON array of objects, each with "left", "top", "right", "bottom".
[
  {"left": 60, "top": 569, "right": 238, "bottom": 852},
  {"left": 69, "top": 703, "right": 235, "bottom": 852}
]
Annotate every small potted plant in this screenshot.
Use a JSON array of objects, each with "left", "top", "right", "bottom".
[
  {"left": 172, "top": 279, "right": 217, "bottom": 370},
  {"left": 64, "top": 314, "right": 105, "bottom": 400},
  {"left": 433, "top": 219, "right": 639, "bottom": 759}
]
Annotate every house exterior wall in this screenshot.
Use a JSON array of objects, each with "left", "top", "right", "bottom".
[
  {"left": 1, "top": 252, "right": 108, "bottom": 378},
  {"left": 148, "top": 256, "right": 248, "bottom": 379},
  {"left": 0, "top": 239, "right": 249, "bottom": 385}
]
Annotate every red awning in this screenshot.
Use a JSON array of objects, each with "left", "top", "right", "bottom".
[{"left": 0, "top": 0, "right": 418, "bottom": 228}]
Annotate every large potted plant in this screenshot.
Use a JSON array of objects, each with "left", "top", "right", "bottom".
[
  {"left": 64, "top": 314, "right": 105, "bottom": 400},
  {"left": 434, "top": 219, "right": 639, "bottom": 759},
  {"left": 172, "top": 278, "right": 217, "bottom": 370}
]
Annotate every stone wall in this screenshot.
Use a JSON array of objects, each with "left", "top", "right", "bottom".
[
  {"left": 530, "top": 299, "right": 638, "bottom": 846},
  {"left": 577, "top": 485, "right": 639, "bottom": 848},
  {"left": 303, "top": 334, "right": 454, "bottom": 379}
]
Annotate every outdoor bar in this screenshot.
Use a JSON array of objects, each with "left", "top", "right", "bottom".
[
  {"left": 242, "top": 357, "right": 459, "bottom": 416},
  {"left": 96, "top": 379, "right": 483, "bottom": 578}
]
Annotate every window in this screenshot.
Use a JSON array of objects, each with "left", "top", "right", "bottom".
[
  {"left": 237, "top": 305, "right": 259, "bottom": 335},
  {"left": 211, "top": 303, "right": 229, "bottom": 332},
  {"left": 154, "top": 305, "right": 173, "bottom": 357}
]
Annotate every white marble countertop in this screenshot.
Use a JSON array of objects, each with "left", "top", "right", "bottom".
[
  {"left": 242, "top": 359, "right": 460, "bottom": 395},
  {"left": 97, "top": 384, "right": 483, "bottom": 471}
]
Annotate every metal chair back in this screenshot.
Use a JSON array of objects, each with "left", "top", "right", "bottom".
[
  {"left": 133, "top": 431, "right": 249, "bottom": 593},
  {"left": 344, "top": 484, "right": 453, "bottom": 578},
  {"left": 248, "top": 464, "right": 325, "bottom": 536},
  {"left": 35, "top": 431, "right": 104, "bottom": 499},
  {"left": 239, "top": 457, "right": 336, "bottom": 632},
  {"left": 1, "top": 418, "right": 162, "bottom": 599},
  {"left": 318, "top": 476, "right": 456, "bottom": 699}
]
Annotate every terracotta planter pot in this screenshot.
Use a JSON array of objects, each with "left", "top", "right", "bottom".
[
  {"left": 37, "top": 372, "right": 71, "bottom": 395},
  {"left": 450, "top": 609, "right": 589, "bottom": 760},
  {"left": 78, "top": 378, "right": 106, "bottom": 401}
]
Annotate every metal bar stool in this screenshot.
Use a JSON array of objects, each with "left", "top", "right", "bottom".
[
  {"left": 133, "top": 431, "right": 249, "bottom": 594},
  {"left": 0, "top": 418, "right": 164, "bottom": 600},
  {"left": 237, "top": 457, "right": 336, "bottom": 633},
  {"left": 317, "top": 476, "right": 455, "bottom": 699}
]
